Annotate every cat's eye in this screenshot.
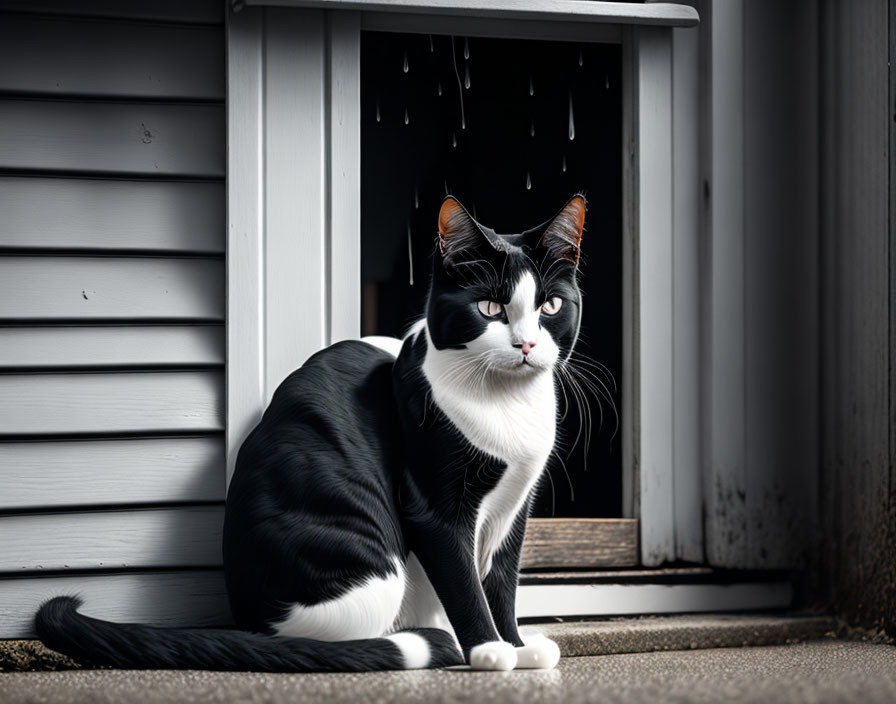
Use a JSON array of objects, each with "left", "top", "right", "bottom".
[
  {"left": 541, "top": 297, "right": 563, "bottom": 316},
  {"left": 477, "top": 300, "right": 504, "bottom": 318}
]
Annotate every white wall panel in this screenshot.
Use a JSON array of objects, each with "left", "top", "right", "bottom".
[
  {"left": 0, "top": 437, "right": 225, "bottom": 510},
  {"left": 0, "top": 570, "right": 230, "bottom": 639},
  {"left": 0, "top": 100, "right": 225, "bottom": 178},
  {"left": 0, "top": 507, "right": 223, "bottom": 572},
  {"left": 0, "top": 326, "right": 224, "bottom": 368},
  {"left": 0, "top": 0, "right": 223, "bottom": 23},
  {"left": 0, "top": 15, "right": 224, "bottom": 100},
  {"left": 0, "top": 371, "right": 224, "bottom": 435},
  {"left": 0, "top": 257, "right": 224, "bottom": 321},
  {"left": 0, "top": 177, "right": 224, "bottom": 253}
]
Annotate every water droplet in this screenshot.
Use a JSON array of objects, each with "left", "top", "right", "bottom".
[
  {"left": 451, "top": 36, "right": 467, "bottom": 134},
  {"left": 464, "top": 63, "right": 471, "bottom": 89},
  {"left": 530, "top": 118, "right": 535, "bottom": 138},
  {"left": 568, "top": 91, "right": 575, "bottom": 141},
  {"left": 463, "top": 37, "right": 470, "bottom": 60},
  {"left": 562, "top": 154, "right": 567, "bottom": 173},
  {"left": 375, "top": 99, "right": 381, "bottom": 123},
  {"left": 414, "top": 186, "right": 419, "bottom": 209},
  {"left": 444, "top": 179, "right": 449, "bottom": 195},
  {"left": 407, "top": 221, "right": 414, "bottom": 286},
  {"left": 452, "top": 132, "right": 457, "bottom": 148},
  {"left": 472, "top": 203, "right": 477, "bottom": 219},
  {"left": 526, "top": 172, "right": 532, "bottom": 190},
  {"left": 429, "top": 34, "right": 434, "bottom": 53},
  {"left": 404, "top": 107, "right": 409, "bottom": 125},
  {"left": 437, "top": 81, "right": 443, "bottom": 96},
  {"left": 578, "top": 49, "right": 583, "bottom": 67},
  {"left": 403, "top": 50, "right": 409, "bottom": 73},
  {"left": 529, "top": 76, "right": 534, "bottom": 97},
  {"left": 605, "top": 73, "right": 609, "bottom": 90}
]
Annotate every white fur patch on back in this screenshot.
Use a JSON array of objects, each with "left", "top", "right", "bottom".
[
  {"left": 386, "top": 632, "right": 431, "bottom": 669},
  {"left": 272, "top": 557, "right": 405, "bottom": 641},
  {"left": 361, "top": 335, "right": 403, "bottom": 357}
]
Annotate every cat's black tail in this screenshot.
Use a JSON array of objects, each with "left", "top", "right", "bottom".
[{"left": 35, "top": 596, "right": 462, "bottom": 672}]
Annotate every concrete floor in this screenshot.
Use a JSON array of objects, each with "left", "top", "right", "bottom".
[{"left": 1, "top": 641, "right": 895, "bottom": 704}]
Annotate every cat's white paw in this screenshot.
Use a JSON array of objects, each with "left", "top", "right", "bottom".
[
  {"left": 514, "top": 633, "right": 561, "bottom": 670},
  {"left": 469, "top": 641, "right": 517, "bottom": 671}
]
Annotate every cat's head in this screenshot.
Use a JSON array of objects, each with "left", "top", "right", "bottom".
[{"left": 426, "top": 194, "right": 585, "bottom": 377}]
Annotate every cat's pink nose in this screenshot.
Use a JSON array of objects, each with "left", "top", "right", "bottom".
[{"left": 521, "top": 341, "right": 536, "bottom": 356}]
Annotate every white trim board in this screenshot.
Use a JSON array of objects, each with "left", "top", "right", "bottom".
[
  {"left": 516, "top": 581, "right": 792, "bottom": 619},
  {"left": 236, "top": 0, "right": 699, "bottom": 27}
]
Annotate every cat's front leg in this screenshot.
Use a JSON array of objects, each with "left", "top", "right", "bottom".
[
  {"left": 408, "top": 519, "right": 517, "bottom": 671},
  {"left": 482, "top": 509, "right": 561, "bottom": 670}
]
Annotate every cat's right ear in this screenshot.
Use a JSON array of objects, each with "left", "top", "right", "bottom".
[{"left": 438, "top": 197, "right": 482, "bottom": 265}]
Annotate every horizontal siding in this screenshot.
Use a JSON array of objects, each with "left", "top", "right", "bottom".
[
  {"left": 0, "top": 15, "right": 224, "bottom": 100},
  {"left": 0, "top": 326, "right": 223, "bottom": 368},
  {"left": 0, "top": 1, "right": 224, "bottom": 23},
  {"left": 0, "top": 506, "right": 223, "bottom": 572},
  {"left": 0, "top": 100, "right": 225, "bottom": 177},
  {"left": 0, "top": 177, "right": 224, "bottom": 253},
  {"left": 0, "top": 570, "right": 230, "bottom": 638},
  {"left": 0, "top": 0, "right": 227, "bottom": 637},
  {"left": 0, "top": 257, "right": 224, "bottom": 320},
  {"left": 0, "top": 437, "right": 225, "bottom": 510},
  {"left": 0, "top": 371, "right": 224, "bottom": 435}
]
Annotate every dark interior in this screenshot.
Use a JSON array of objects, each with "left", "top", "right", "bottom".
[{"left": 360, "top": 31, "right": 623, "bottom": 518}]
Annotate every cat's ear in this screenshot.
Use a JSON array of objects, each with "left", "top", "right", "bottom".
[
  {"left": 538, "top": 195, "right": 586, "bottom": 265},
  {"left": 438, "top": 196, "right": 484, "bottom": 264}
]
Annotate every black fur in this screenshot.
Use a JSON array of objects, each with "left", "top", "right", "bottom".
[
  {"left": 35, "top": 596, "right": 459, "bottom": 671},
  {"left": 224, "top": 341, "right": 405, "bottom": 629}
]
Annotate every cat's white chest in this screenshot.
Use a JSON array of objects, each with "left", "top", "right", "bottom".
[{"left": 422, "top": 337, "right": 556, "bottom": 578}]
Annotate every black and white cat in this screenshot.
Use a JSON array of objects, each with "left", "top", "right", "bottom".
[{"left": 35, "top": 194, "right": 587, "bottom": 673}]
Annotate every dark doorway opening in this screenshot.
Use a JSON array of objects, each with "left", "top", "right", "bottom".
[{"left": 361, "top": 31, "right": 622, "bottom": 518}]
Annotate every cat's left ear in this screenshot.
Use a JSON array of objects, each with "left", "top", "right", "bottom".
[{"left": 538, "top": 195, "right": 586, "bottom": 266}]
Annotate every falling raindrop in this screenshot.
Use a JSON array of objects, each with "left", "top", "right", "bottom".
[
  {"left": 407, "top": 221, "right": 414, "bottom": 286},
  {"left": 464, "top": 63, "right": 471, "bottom": 90},
  {"left": 526, "top": 172, "right": 532, "bottom": 190},
  {"left": 403, "top": 50, "right": 409, "bottom": 73},
  {"left": 376, "top": 99, "right": 381, "bottom": 123},
  {"left": 437, "top": 81, "right": 443, "bottom": 96},
  {"left": 414, "top": 186, "right": 419, "bottom": 209},
  {"left": 578, "top": 48, "right": 583, "bottom": 67},
  {"left": 568, "top": 91, "right": 575, "bottom": 141},
  {"left": 452, "top": 132, "right": 457, "bottom": 148},
  {"left": 429, "top": 34, "right": 434, "bottom": 53},
  {"left": 605, "top": 74, "right": 610, "bottom": 90},
  {"left": 404, "top": 107, "right": 409, "bottom": 125},
  {"left": 451, "top": 36, "right": 467, "bottom": 132},
  {"left": 463, "top": 37, "right": 470, "bottom": 60},
  {"left": 530, "top": 118, "right": 535, "bottom": 138},
  {"left": 472, "top": 203, "right": 477, "bottom": 219},
  {"left": 562, "top": 154, "right": 567, "bottom": 173},
  {"left": 444, "top": 179, "right": 449, "bottom": 195},
  {"left": 529, "top": 76, "right": 534, "bottom": 97}
]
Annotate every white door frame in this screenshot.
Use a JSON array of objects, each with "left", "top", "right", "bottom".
[{"left": 225, "top": 1, "right": 702, "bottom": 567}]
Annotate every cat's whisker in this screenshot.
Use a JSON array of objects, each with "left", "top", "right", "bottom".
[{"left": 551, "top": 448, "right": 575, "bottom": 503}]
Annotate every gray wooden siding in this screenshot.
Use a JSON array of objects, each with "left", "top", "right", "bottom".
[
  {"left": 820, "top": 0, "right": 895, "bottom": 633},
  {"left": 0, "top": 3, "right": 227, "bottom": 637},
  {"left": 702, "top": 0, "right": 820, "bottom": 570}
]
